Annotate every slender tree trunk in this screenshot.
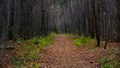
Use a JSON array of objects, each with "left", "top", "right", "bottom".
[{"left": 93, "top": 0, "right": 100, "bottom": 47}]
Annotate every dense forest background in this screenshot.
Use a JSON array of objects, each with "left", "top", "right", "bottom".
[
  {"left": 0, "top": 0, "right": 120, "bottom": 42},
  {"left": 0, "top": 0, "right": 120, "bottom": 68}
]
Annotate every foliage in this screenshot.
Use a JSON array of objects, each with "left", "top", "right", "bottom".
[
  {"left": 11, "top": 33, "right": 55, "bottom": 67},
  {"left": 68, "top": 34, "right": 96, "bottom": 48},
  {"left": 27, "top": 33, "right": 56, "bottom": 47},
  {"left": 97, "top": 53, "right": 120, "bottom": 68},
  {"left": 97, "top": 57, "right": 110, "bottom": 65}
]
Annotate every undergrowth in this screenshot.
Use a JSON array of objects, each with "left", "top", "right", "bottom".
[
  {"left": 66, "top": 34, "right": 96, "bottom": 48},
  {"left": 97, "top": 48, "right": 120, "bottom": 68},
  {"left": 11, "top": 33, "right": 55, "bottom": 68}
]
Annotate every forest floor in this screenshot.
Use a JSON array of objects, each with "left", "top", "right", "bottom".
[
  {"left": 39, "top": 35, "right": 112, "bottom": 68},
  {"left": 0, "top": 34, "right": 120, "bottom": 68}
]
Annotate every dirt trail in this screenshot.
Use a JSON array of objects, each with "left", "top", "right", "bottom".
[{"left": 39, "top": 35, "right": 103, "bottom": 68}]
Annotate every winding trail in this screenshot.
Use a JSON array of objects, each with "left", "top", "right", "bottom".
[{"left": 39, "top": 35, "right": 102, "bottom": 68}]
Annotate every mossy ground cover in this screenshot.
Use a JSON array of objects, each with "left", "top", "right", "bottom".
[
  {"left": 65, "top": 34, "right": 97, "bottom": 49},
  {"left": 10, "top": 33, "right": 56, "bottom": 68},
  {"left": 97, "top": 48, "right": 120, "bottom": 68},
  {"left": 4, "top": 33, "right": 119, "bottom": 68},
  {"left": 66, "top": 34, "right": 120, "bottom": 68},
  {"left": 97, "top": 55, "right": 120, "bottom": 68}
]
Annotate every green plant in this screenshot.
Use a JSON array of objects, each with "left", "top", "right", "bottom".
[
  {"left": 97, "top": 56, "right": 120, "bottom": 68},
  {"left": 17, "top": 65, "right": 22, "bottom": 68},
  {"left": 101, "top": 64, "right": 114, "bottom": 68},
  {"left": 11, "top": 33, "right": 55, "bottom": 67},
  {"left": 97, "top": 57, "right": 112, "bottom": 68},
  {"left": 97, "top": 57, "right": 110, "bottom": 65},
  {"left": 27, "top": 33, "right": 55, "bottom": 47},
  {"left": 35, "top": 63, "right": 40, "bottom": 68},
  {"left": 71, "top": 35, "right": 96, "bottom": 47}
]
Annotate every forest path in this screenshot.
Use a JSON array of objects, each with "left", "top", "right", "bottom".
[{"left": 39, "top": 35, "right": 100, "bottom": 68}]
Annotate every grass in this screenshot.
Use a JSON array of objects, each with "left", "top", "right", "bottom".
[
  {"left": 27, "top": 33, "right": 55, "bottom": 47},
  {"left": 97, "top": 56, "right": 120, "bottom": 68},
  {"left": 97, "top": 49, "right": 120, "bottom": 68},
  {"left": 8, "top": 33, "right": 119, "bottom": 68},
  {"left": 11, "top": 33, "right": 56, "bottom": 68},
  {"left": 66, "top": 34, "right": 97, "bottom": 48}
]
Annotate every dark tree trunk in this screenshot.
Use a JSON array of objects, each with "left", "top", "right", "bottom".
[
  {"left": 0, "top": 0, "right": 119, "bottom": 44},
  {"left": 93, "top": 0, "right": 100, "bottom": 47}
]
